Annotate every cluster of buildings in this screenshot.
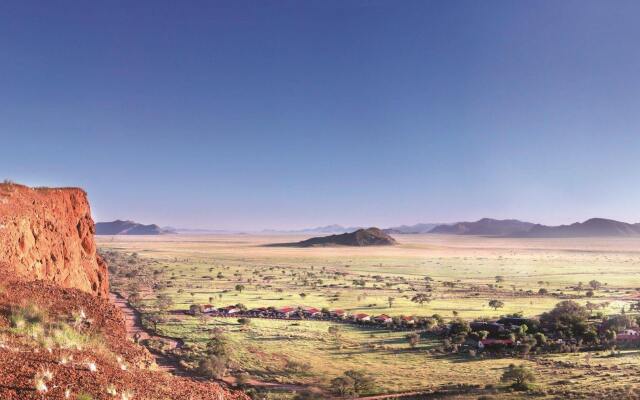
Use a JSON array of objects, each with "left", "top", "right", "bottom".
[
  {"left": 188, "top": 304, "right": 640, "bottom": 349},
  {"left": 188, "top": 304, "right": 421, "bottom": 327}
]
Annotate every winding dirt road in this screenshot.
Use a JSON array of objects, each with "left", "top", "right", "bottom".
[{"left": 110, "top": 293, "right": 185, "bottom": 375}]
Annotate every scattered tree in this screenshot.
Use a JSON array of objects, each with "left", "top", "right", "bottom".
[
  {"left": 488, "top": 299, "right": 505, "bottom": 311},
  {"left": 411, "top": 293, "right": 431, "bottom": 305}
]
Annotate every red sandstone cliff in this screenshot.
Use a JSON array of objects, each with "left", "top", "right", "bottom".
[
  {"left": 0, "top": 182, "right": 108, "bottom": 296},
  {"left": 0, "top": 182, "right": 247, "bottom": 399}
]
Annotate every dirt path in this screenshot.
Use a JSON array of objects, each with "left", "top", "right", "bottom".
[{"left": 110, "top": 293, "right": 185, "bottom": 375}]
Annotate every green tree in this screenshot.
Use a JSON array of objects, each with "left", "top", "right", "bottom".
[
  {"left": 235, "top": 284, "right": 245, "bottom": 293},
  {"left": 539, "top": 300, "right": 589, "bottom": 338}
]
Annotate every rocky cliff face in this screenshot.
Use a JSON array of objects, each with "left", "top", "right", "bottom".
[{"left": 0, "top": 182, "right": 108, "bottom": 297}]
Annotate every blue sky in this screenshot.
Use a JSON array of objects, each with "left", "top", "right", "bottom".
[{"left": 1, "top": 1, "right": 639, "bottom": 230}]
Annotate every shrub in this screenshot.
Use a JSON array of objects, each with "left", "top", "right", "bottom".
[
  {"left": 406, "top": 332, "right": 420, "bottom": 348},
  {"left": 344, "top": 370, "right": 375, "bottom": 395},
  {"left": 293, "top": 391, "right": 324, "bottom": 400},
  {"left": 236, "top": 372, "right": 251, "bottom": 387},
  {"left": 198, "top": 355, "right": 228, "bottom": 379},
  {"left": 285, "top": 360, "right": 312, "bottom": 374},
  {"left": 331, "top": 376, "right": 355, "bottom": 396},
  {"left": 10, "top": 303, "right": 46, "bottom": 329},
  {"left": 500, "top": 364, "right": 535, "bottom": 390}
]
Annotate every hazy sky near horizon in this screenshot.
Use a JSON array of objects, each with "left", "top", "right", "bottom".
[{"left": 1, "top": 1, "right": 640, "bottom": 230}]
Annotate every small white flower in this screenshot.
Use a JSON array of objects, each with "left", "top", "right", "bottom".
[
  {"left": 34, "top": 378, "right": 48, "bottom": 393},
  {"left": 121, "top": 389, "right": 134, "bottom": 400},
  {"left": 106, "top": 384, "right": 117, "bottom": 396},
  {"left": 41, "top": 368, "right": 54, "bottom": 381},
  {"left": 65, "top": 388, "right": 71, "bottom": 398},
  {"left": 86, "top": 361, "right": 97, "bottom": 372}
]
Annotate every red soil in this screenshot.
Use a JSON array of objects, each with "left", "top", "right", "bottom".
[{"left": 0, "top": 272, "right": 249, "bottom": 399}]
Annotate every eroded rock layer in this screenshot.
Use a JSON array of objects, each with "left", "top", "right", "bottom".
[{"left": 0, "top": 183, "right": 108, "bottom": 296}]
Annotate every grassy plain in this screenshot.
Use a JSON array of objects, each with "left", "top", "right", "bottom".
[{"left": 99, "top": 233, "right": 640, "bottom": 398}]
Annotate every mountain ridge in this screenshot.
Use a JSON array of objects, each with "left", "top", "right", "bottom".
[
  {"left": 96, "top": 220, "right": 176, "bottom": 235},
  {"left": 430, "top": 217, "right": 640, "bottom": 237}
]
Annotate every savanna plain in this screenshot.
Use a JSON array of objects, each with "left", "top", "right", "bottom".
[{"left": 98, "top": 234, "right": 640, "bottom": 399}]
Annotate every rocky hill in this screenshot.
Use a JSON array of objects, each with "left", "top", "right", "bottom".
[
  {"left": 0, "top": 183, "right": 108, "bottom": 296},
  {"left": 96, "top": 220, "right": 175, "bottom": 235},
  {"left": 270, "top": 227, "right": 397, "bottom": 247},
  {"left": 0, "top": 182, "right": 247, "bottom": 400},
  {"left": 429, "top": 218, "right": 535, "bottom": 236}
]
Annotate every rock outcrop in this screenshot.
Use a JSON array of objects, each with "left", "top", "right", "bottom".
[
  {"left": 0, "top": 182, "right": 108, "bottom": 297},
  {"left": 269, "top": 227, "right": 397, "bottom": 247}
]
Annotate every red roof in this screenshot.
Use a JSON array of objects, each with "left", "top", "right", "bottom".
[
  {"left": 374, "top": 314, "right": 391, "bottom": 320},
  {"left": 401, "top": 315, "right": 415, "bottom": 321},
  {"left": 305, "top": 307, "right": 320, "bottom": 313},
  {"left": 333, "top": 309, "right": 345, "bottom": 315},
  {"left": 354, "top": 313, "right": 369, "bottom": 319},
  {"left": 279, "top": 306, "right": 296, "bottom": 313}
]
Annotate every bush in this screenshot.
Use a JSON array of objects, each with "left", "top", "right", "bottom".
[
  {"left": 285, "top": 360, "right": 312, "bottom": 374},
  {"left": 344, "top": 370, "right": 375, "bottom": 395},
  {"left": 500, "top": 364, "right": 535, "bottom": 390},
  {"left": 10, "top": 303, "right": 46, "bottom": 329},
  {"left": 406, "top": 332, "right": 420, "bottom": 348},
  {"left": 198, "top": 355, "right": 228, "bottom": 379},
  {"left": 236, "top": 372, "right": 251, "bottom": 387},
  {"left": 331, "top": 376, "right": 355, "bottom": 396},
  {"left": 293, "top": 391, "right": 324, "bottom": 400}
]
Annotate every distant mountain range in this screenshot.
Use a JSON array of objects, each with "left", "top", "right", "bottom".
[
  {"left": 429, "top": 218, "right": 535, "bottom": 236},
  {"left": 97, "top": 217, "right": 640, "bottom": 238},
  {"left": 383, "top": 223, "right": 439, "bottom": 234},
  {"left": 267, "top": 227, "right": 397, "bottom": 247},
  {"left": 262, "top": 224, "right": 362, "bottom": 234},
  {"left": 522, "top": 218, "right": 640, "bottom": 237},
  {"left": 95, "top": 220, "right": 176, "bottom": 235},
  {"left": 428, "top": 218, "right": 640, "bottom": 237}
]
